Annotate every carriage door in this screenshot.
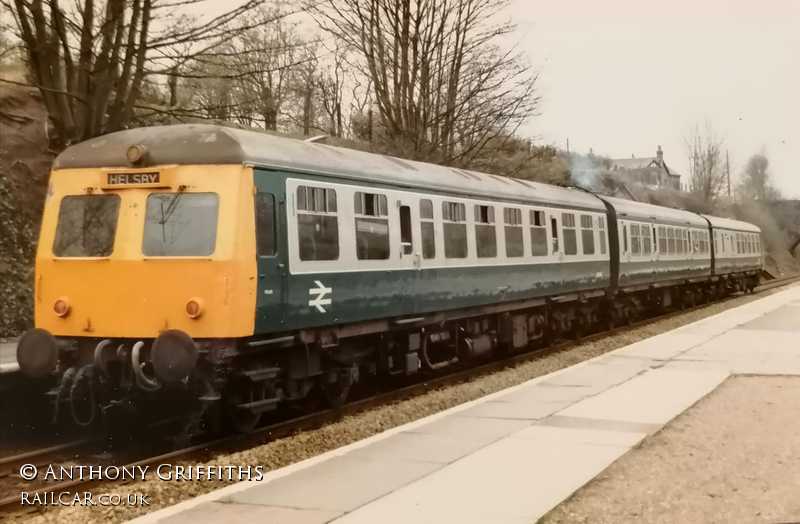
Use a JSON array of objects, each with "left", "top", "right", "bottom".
[
  {"left": 254, "top": 170, "right": 288, "bottom": 331},
  {"left": 397, "top": 199, "right": 421, "bottom": 311}
]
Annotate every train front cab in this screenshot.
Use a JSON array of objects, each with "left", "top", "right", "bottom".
[{"left": 16, "top": 163, "right": 261, "bottom": 406}]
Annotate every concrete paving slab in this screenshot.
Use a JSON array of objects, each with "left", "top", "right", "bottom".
[
  {"left": 160, "top": 501, "right": 342, "bottom": 524},
  {"left": 346, "top": 430, "right": 491, "bottom": 464},
  {"left": 558, "top": 367, "right": 728, "bottom": 425},
  {"left": 223, "top": 454, "right": 440, "bottom": 513},
  {"left": 536, "top": 414, "right": 661, "bottom": 435},
  {"left": 455, "top": 398, "right": 569, "bottom": 420},
  {"left": 405, "top": 412, "right": 531, "bottom": 442},
  {"left": 0, "top": 341, "right": 16, "bottom": 365},
  {"left": 613, "top": 332, "right": 711, "bottom": 360},
  {"left": 333, "top": 427, "right": 637, "bottom": 524},
  {"left": 0, "top": 341, "right": 18, "bottom": 374},
  {"left": 739, "top": 304, "right": 800, "bottom": 331}
]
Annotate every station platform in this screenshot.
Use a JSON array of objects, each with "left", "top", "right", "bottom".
[
  {"left": 135, "top": 285, "right": 800, "bottom": 524},
  {"left": 0, "top": 340, "right": 18, "bottom": 374}
]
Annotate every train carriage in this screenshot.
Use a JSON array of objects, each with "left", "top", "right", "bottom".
[
  {"left": 601, "top": 197, "right": 712, "bottom": 290},
  {"left": 704, "top": 215, "right": 763, "bottom": 279},
  {"left": 14, "top": 124, "right": 763, "bottom": 433}
]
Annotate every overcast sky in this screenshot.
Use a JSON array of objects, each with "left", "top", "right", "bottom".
[{"left": 512, "top": 0, "right": 800, "bottom": 196}]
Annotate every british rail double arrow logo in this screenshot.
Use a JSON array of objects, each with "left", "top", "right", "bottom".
[{"left": 308, "top": 280, "right": 333, "bottom": 313}]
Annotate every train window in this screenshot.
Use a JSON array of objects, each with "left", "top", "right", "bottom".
[
  {"left": 143, "top": 193, "right": 219, "bottom": 256},
  {"left": 550, "top": 216, "right": 560, "bottom": 254},
  {"left": 504, "top": 208, "right": 523, "bottom": 258},
  {"left": 298, "top": 185, "right": 337, "bottom": 213},
  {"left": 255, "top": 193, "right": 276, "bottom": 256},
  {"left": 354, "top": 192, "right": 388, "bottom": 217},
  {"left": 667, "top": 228, "right": 675, "bottom": 254},
  {"left": 475, "top": 205, "right": 497, "bottom": 258},
  {"left": 297, "top": 186, "right": 339, "bottom": 261},
  {"left": 631, "top": 224, "right": 641, "bottom": 256},
  {"left": 399, "top": 205, "right": 413, "bottom": 255},
  {"left": 580, "top": 215, "right": 595, "bottom": 255},
  {"left": 531, "top": 210, "right": 548, "bottom": 256},
  {"left": 420, "top": 199, "right": 434, "bottom": 220},
  {"left": 354, "top": 192, "right": 389, "bottom": 260},
  {"left": 622, "top": 224, "right": 628, "bottom": 254},
  {"left": 443, "top": 201, "right": 467, "bottom": 258},
  {"left": 642, "top": 224, "right": 652, "bottom": 255},
  {"left": 53, "top": 195, "right": 121, "bottom": 257},
  {"left": 562, "top": 213, "right": 577, "bottom": 255},
  {"left": 420, "top": 199, "right": 435, "bottom": 259},
  {"left": 652, "top": 226, "right": 657, "bottom": 254},
  {"left": 598, "top": 216, "right": 607, "bottom": 255}
]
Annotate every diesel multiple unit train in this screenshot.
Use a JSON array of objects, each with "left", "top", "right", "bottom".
[{"left": 15, "top": 124, "right": 763, "bottom": 432}]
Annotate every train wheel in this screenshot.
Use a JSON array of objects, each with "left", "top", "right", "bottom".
[{"left": 320, "top": 370, "right": 353, "bottom": 409}]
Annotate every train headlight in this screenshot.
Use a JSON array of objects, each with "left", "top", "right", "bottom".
[
  {"left": 185, "top": 298, "right": 204, "bottom": 319},
  {"left": 53, "top": 297, "right": 71, "bottom": 318},
  {"left": 126, "top": 144, "right": 146, "bottom": 164}
]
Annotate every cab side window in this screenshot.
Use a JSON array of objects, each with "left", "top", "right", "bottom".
[{"left": 255, "top": 193, "right": 276, "bottom": 256}]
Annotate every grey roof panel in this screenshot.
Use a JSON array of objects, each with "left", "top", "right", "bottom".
[
  {"left": 602, "top": 196, "right": 708, "bottom": 227},
  {"left": 702, "top": 214, "right": 762, "bottom": 233},
  {"left": 53, "top": 124, "right": 606, "bottom": 211}
]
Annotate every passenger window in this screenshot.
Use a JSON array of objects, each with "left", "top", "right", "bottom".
[
  {"left": 443, "top": 201, "right": 467, "bottom": 258},
  {"left": 531, "top": 210, "right": 548, "bottom": 256},
  {"left": 550, "top": 216, "right": 559, "bottom": 254},
  {"left": 297, "top": 185, "right": 339, "bottom": 261},
  {"left": 642, "top": 224, "right": 651, "bottom": 255},
  {"left": 598, "top": 216, "right": 607, "bottom": 255},
  {"left": 667, "top": 228, "right": 675, "bottom": 254},
  {"left": 255, "top": 193, "right": 276, "bottom": 256},
  {"left": 474, "top": 204, "right": 497, "bottom": 258},
  {"left": 420, "top": 199, "right": 435, "bottom": 259},
  {"left": 504, "top": 208, "right": 524, "bottom": 258},
  {"left": 658, "top": 226, "right": 666, "bottom": 254},
  {"left": 631, "top": 223, "right": 641, "bottom": 256},
  {"left": 562, "top": 213, "right": 578, "bottom": 255},
  {"left": 354, "top": 192, "right": 389, "bottom": 260},
  {"left": 580, "top": 215, "right": 595, "bottom": 255}
]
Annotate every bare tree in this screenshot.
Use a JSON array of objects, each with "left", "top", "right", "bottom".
[
  {"left": 686, "top": 121, "right": 726, "bottom": 203},
  {"left": 317, "top": 40, "right": 347, "bottom": 137},
  {"left": 4, "top": 0, "right": 273, "bottom": 145},
  {"left": 739, "top": 152, "right": 781, "bottom": 201},
  {"left": 313, "top": 0, "right": 538, "bottom": 165}
]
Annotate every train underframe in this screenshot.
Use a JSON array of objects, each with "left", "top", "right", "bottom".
[{"left": 21, "top": 271, "right": 759, "bottom": 438}]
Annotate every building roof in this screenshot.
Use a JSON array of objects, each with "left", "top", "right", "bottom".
[
  {"left": 610, "top": 157, "right": 659, "bottom": 170},
  {"left": 53, "top": 124, "right": 606, "bottom": 211}
]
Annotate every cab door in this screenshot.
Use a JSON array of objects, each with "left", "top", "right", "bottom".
[{"left": 254, "top": 170, "right": 288, "bottom": 333}]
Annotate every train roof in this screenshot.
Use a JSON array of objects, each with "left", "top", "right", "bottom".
[
  {"left": 601, "top": 196, "right": 708, "bottom": 227},
  {"left": 702, "top": 214, "right": 761, "bottom": 233},
  {"left": 53, "top": 124, "right": 605, "bottom": 211}
]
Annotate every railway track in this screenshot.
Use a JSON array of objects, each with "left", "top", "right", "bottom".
[{"left": 1, "top": 274, "right": 798, "bottom": 516}]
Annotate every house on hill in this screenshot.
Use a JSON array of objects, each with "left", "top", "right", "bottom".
[{"left": 609, "top": 146, "right": 682, "bottom": 190}]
